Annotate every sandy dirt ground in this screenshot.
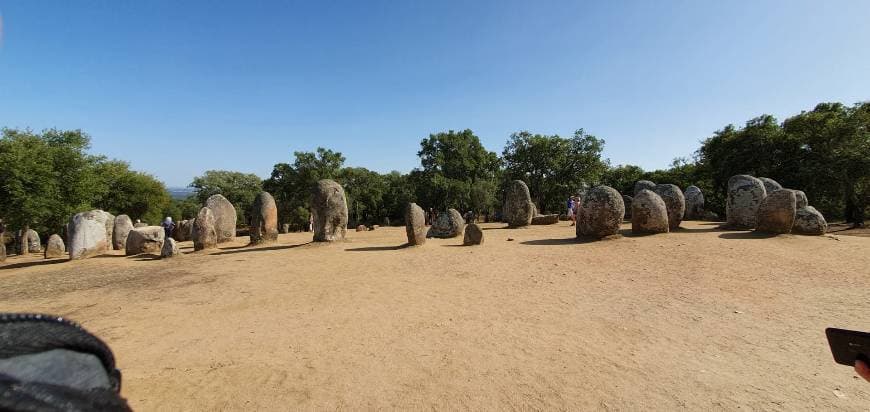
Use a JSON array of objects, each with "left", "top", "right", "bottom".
[{"left": 1, "top": 221, "right": 869, "bottom": 411}]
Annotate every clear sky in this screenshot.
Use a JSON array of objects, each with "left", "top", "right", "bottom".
[{"left": 1, "top": 1, "right": 868, "bottom": 187}]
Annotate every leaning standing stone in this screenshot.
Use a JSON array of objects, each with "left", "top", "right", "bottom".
[
  {"left": 632, "top": 189, "right": 669, "bottom": 234},
  {"left": 726, "top": 175, "right": 767, "bottom": 229},
  {"left": 463, "top": 223, "right": 484, "bottom": 245},
  {"left": 427, "top": 209, "right": 465, "bottom": 238},
  {"left": 311, "top": 179, "right": 349, "bottom": 242},
  {"left": 113, "top": 215, "right": 134, "bottom": 250},
  {"left": 26, "top": 229, "right": 42, "bottom": 253},
  {"left": 793, "top": 206, "right": 827, "bottom": 235},
  {"left": 633, "top": 180, "right": 656, "bottom": 196},
  {"left": 577, "top": 186, "right": 625, "bottom": 238},
  {"left": 205, "top": 194, "right": 237, "bottom": 243},
  {"left": 193, "top": 207, "right": 218, "bottom": 251},
  {"left": 684, "top": 186, "right": 705, "bottom": 220},
  {"left": 404, "top": 202, "right": 426, "bottom": 246},
  {"left": 755, "top": 189, "right": 796, "bottom": 234},
  {"left": 125, "top": 226, "right": 166, "bottom": 256},
  {"left": 758, "top": 177, "right": 783, "bottom": 194},
  {"left": 44, "top": 234, "right": 65, "bottom": 259},
  {"left": 503, "top": 180, "right": 534, "bottom": 227},
  {"left": 68, "top": 210, "right": 110, "bottom": 260},
  {"left": 250, "top": 192, "right": 279, "bottom": 244},
  {"left": 161, "top": 238, "right": 180, "bottom": 258},
  {"left": 653, "top": 184, "right": 685, "bottom": 230}
]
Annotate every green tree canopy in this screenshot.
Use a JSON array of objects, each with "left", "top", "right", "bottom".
[
  {"left": 263, "top": 147, "right": 346, "bottom": 229},
  {"left": 190, "top": 170, "right": 263, "bottom": 225}
]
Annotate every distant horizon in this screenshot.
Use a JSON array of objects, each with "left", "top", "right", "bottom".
[{"left": 2, "top": 1, "right": 868, "bottom": 186}]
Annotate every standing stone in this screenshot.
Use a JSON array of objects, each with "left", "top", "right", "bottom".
[
  {"left": 249, "top": 191, "right": 279, "bottom": 244},
  {"left": 356, "top": 225, "right": 367, "bottom": 232},
  {"left": 634, "top": 180, "right": 656, "bottom": 196},
  {"left": 311, "top": 179, "right": 349, "bottom": 242},
  {"left": 17, "top": 229, "right": 28, "bottom": 255},
  {"left": 113, "top": 215, "right": 134, "bottom": 250},
  {"left": 0, "top": 242, "right": 5, "bottom": 262},
  {"left": 125, "top": 226, "right": 165, "bottom": 256},
  {"left": 463, "top": 223, "right": 484, "bottom": 245},
  {"left": 173, "top": 219, "right": 193, "bottom": 242},
  {"left": 26, "top": 229, "right": 42, "bottom": 253},
  {"left": 193, "top": 207, "right": 218, "bottom": 251},
  {"left": 405, "top": 203, "right": 426, "bottom": 246},
  {"left": 503, "top": 180, "right": 534, "bottom": 227},
  {"left": 577, "top": 186, "right": 625, "bottom": 238},
  {"left": 622, "top": 195, "right": 633, "bottom": 219},
  {"left": 281, "top": 223, "right": 290, "bottom": 234},
  {"left": 161, "top": 237, "right": 180, "bottom": 258},
  {"left": 205, "top": 194, "right": 237, "bottom": 243},
  {"left": 632, "top": 189, "right": 669, "bottom": 234},
  {"left": 68, "top": 210, "right": 110, "bottom": 260},
  {"left": 726, "top": 175, "right": 767, "bottom": 229},
  {"left": 755, "top": 189, "right": 796, "bottom": 234},
  {"left": 793, "top": 206, "right": 827, "bottom": 235},
  {"left": 102, "top": 212, "right": 115, "bottom": 250},
  {"left": 653, "top": 184, "right": 685, "bottom": 230},
  {"left": 684, "top": 186, "right": 705, "bottom": 220},
  {"left": 759, "top": 177, "right": 783, "bottom": 194},
  {"left": 427, "top": 209, "right": 465, "bottom": 238},
  {"left": 44, "top": 234, "right": 65, "bottom": 259}
]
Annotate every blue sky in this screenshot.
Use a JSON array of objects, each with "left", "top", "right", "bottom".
[{"left": 1, "top": 1, "right": 868, "bottom": 187}]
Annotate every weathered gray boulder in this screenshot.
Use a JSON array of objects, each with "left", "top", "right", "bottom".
[
  {"left": 173, "top": 219, "right": 193, "bottom": 242},
  {"left": 463, "top": 223, "right": 484, "bottom": 245},
  {"left": 125, "top": 226, "right": 165, "bottom": 256},
  {"left": 684, "top": 186, "right": 705, "bottom": 220},
  {"left": 404, "top": 202, "right": 426, "bottom": 246},
  {"left": 653, "top": 184, "right": 685, "bottom": 230},
  {"left": 792, "top": 190, "right": 808, "bottom": 209},
  {"left": 632, "top": 189, "right": 669, "bottom": 234},
  {"left": 793, "top": 206, "right": 827, "bottom": 235},
  {"left": 427, "top": 209, "right": 465, "bottom": 238},
  {"left": 193, "top": 207, "right": 217, "bottom": 251},
  {"left": 622, "top": 195, "right": 633, "bottom": 219},
  {"left": 250, "top": 192, "right": 279, "bottom": 244},
  {"left": 531, "top": 214, "right": 560, "bottom": 225},
  {"left": 311, "top": 179, "right": 348, "bottom": 242},
  {"left": 634, "top": 180, "right": 656, "bottom": 196},
  {"left": 25, "top": 229, "right": 41, "bottom": 253},
  {"left": 161, "top": 237, "right": 180, "bottom": 258},
  {"left": 577, "top": 186, "right": 625, "bottom": 238},
  {"left": 503, "top": 180, "right": 534, "bottom": 227},
  {"left": 44, "top": 234, "right": 65, "bottom": 259},
  {"left": 755, "top": 189, "right": 796, "bottom": 234},
  {"left": 112, "top": 215, "right": 134, "bottom": 250},
  {"left": 759, "top": 177, "right": 783, "bottom": 194},
  {"left": 726, "top": 175, "right": 767, "bottom": 229},
  {"left": 205, "top": 194, "right": 237, "bottom": 243},
  {"left": 68, "top": 210, "right": 111, "bottom": 260}
]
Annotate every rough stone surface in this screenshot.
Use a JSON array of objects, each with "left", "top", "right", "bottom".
[
  {"left": 755, "top": 189, "right": 796, "bottom": 234},
  {"left": 161, "top": 237, "right": 180, "bottom": 258},
  {"left": 793, "top": 206, "right": 827, "bottom": 235},
  {"left": 634, "top": 180, "right": 656, "bottom": 196},
  {"left": 622, "top": 195, "right": 633, "bottom": 219},
  {"left": 631, "top": 189, "right": 670, "bottom": 235},
  {"left": 125, "top": 226, "right": 165, "bottom": 256},
  {"left": 311, "top": 179, "right": 349, "bottom": 242},
  {"left": 25, "top": 229, "right": 41, "bottom": 253},
  {"left": 684, "top": 186, "right": 705, "bottom": 220},
  {"left": 577, "top": 186, "right": 625, "bottom": 238},
  {"left": 463, "top": 223, "right": 484, "bottom": 245},
  {"left": 653, "top": 184, "right": 686, "bottom": 230},
  {"left": 726, "top": 175, "right": 767, "bottom": 229},
  {"left": 356, "top": 225, "right": 367, "bottom": 232},
  {"left": 503, "top": 180, "right": 534, "bottom": 227},
  {"left": 44, "top": 234, "right": 65, "bottom": 259},
  {"left": 281, "top": 224, "right": 290, "bottom": 234},
  {"left": 173, "top": 219, "right": 193, "bottom": 242},
  {"left": 792, "top": 190, "right": 808, "bottom": 209},
  {"left": 404, "top": 203, "right": 426, "bottom": 246},
  {"left": 68, "top": 210, "right": 111, "bottom": 260},
  {"left": 205, "top": 194, "right": 237, "bottom": 243},
  {"left": 250, "top": 192, "right": 279, "bottom": 244},
  {"left": 112, "top": 215, "right": 134, "bottom": 250},
  {"left": 531, "top": 214, "right": 560, "bottom": 225},
  {"left": 759, "top": 177, "right": 783, "bottom": 195},
  {"left": 0, "top": 242, "right": 5, "bottom": 262},
  {"left": 102, "top": 212, "right": 115, "bottom": 250},
  {"left": 193, "top": 207, "right": 218, "bottom": 251},
  {"left": 134, "top": 222, "right": 148, "bottom": 228},
  {"left": 427, "top": 209, "right": 465, "bottom": 239}
]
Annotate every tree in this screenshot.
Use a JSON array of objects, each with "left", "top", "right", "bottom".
[
  {"left": 601, "top": 164, "right": 645, "bottom": 196},
  {"left": 190, "top": 170, "right": 263, "bottom": 225},
  {"left": 502, "top": 129, "right": 607, "bottom": 213},
  {"left": 91, "top": 160, "right": 172, "bottom": 225}
]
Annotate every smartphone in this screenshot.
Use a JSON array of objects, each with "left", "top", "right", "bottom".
[{"left": 826, "top": 328, "right": 870, "bottom": 366}]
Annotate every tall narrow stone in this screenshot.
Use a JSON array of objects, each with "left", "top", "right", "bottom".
[
  {"left": 503, "top": 180, "right": 534, "bottom": 227},
  {"left": 250, "top": 192, "right": 279, "bottom": 244},
  {"left": 205, "top": 194, "right": 237, "bottom": 243},
  {"left": 311, "top": 179, "right": 348, "bottom": 242},
  {"left": 193, "top": 207, "right": 218, "bottom": 251},
  {"left": 404, "top": 202, "right": 426, "bottom": 246}
]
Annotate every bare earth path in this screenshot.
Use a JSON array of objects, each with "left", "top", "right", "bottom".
[{"left": 1, "top": 221, "right": 869, "bottom": 410}]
